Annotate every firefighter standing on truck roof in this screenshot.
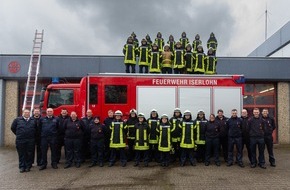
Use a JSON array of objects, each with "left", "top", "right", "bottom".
[
  {"left": 109, "top": 110, "right": 128, "bottom": 167},
  {"left": 179, "top": 32, "right": 189, "bottom": 50},
  {"left": 205, "top": 114, "right": 221, "bottom": 166},
  {"left": 123, "top": 36, "right": 137, "bottom": 73},
  {"left": 149, "top": 43, "right": 162, "bottom": 73},
  {"left": 173, "top": 41, "right": 185, "bottom": 74},
  {"left": 63, "top": 111, "right": 84, "bottom": 169},
  {"left": 193, "top": 45, "right": 206, "bottom": 74},
  {"left": 205, "top": 47, "right": 217, "bottom": 75},
  {"left": 145, "top": 34, "right": 152, "bottom": 49},
  {"left": 155, "top": 32, "right": 164, "bottom": 52},
  {"left": 169, "top": 108, "right": 182, "bottom": 163},
  {"left": 157, "top": 114, "right": 174, "bottom": 167},
  {"left": 148, "top": 109, "right": 160, "bottom": 163},
  {"left": 161, "top": 44, "right": 173, "bottom": 74},
  {"left": 167, "top": 35, "right": 176, "bottom": 52},
  {"left": 179, "top": 110, "right": 197, "bottom": 167},
  {"left": 184, "top": 44, "right": 194, "bottom": 74},
  {"left": 134, "top": 113, "right": 150, "bottom": 167},
  {"left": 126, "top": 109, "right": 138, "bottom": 162},
  {"left": 192, "top": 34, "right": 202, "bottom": 53},
  {"left": 131, "top": 32, "right": 139, "bottom": 48},
  {"left": 137, "top": 39, "right": 150, "bottom": 74},
  {"left": 194, "top": 110, "right": 208, "bottom": 163},
  {"left": 207, "top": 32, "right": 218, "bottom": 55}
]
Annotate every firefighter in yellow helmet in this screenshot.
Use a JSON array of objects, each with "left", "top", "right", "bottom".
[
  {"left": 108, "top": 110, "right": 128, "bottom": 167},
  {"left": 137, "top": 39, "right": 150, "bottom": 73},
  {"left": 134, "top": 113, "right": 150, "bottom": 167},
  {"left": 157, "top": 114, "right": 175, "bottom": 167},
  {"left": 161, "top": 44, "right": 173, "bottom": 74},
  {"left": 179, "top": 110, "right": 196, "bottom": 166},
  {"left": 149, "top": 43, "right": 162, "bottom": 73},
  {"left": 123, "top": 36, "right": 137, "bottom": 73}
]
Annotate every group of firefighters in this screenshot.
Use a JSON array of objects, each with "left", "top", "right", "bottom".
[
  {"left": 123, "top": 32, "right": 218, "bottom": 74},
  {"left": 11, "top": 106, "right": 276, "bottom": 173}
]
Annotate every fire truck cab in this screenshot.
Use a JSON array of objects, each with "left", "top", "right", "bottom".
[{"left": 40, "top": 73, "right": 245, "bottom": 120}]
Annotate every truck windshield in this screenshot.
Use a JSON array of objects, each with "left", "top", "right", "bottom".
[{"left": 48, "top": 89, "right": 74, "bottom": 108}]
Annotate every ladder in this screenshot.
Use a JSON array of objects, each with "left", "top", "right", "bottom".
[{"left": 22, "top": 30, "right": 44, "bottom": 116}]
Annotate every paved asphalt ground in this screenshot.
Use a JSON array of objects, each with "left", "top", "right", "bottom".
[{"left": 0, "top": 145, "right": 289, "bottom": 190}]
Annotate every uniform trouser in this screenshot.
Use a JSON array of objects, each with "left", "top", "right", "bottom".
[
  {"left": 196, "top": 144, "right": 206, "bottom": 162},
  {"left": 56, "top": 135, "right": 64, "bottom": 163},
  {"left": 149, "top": 144, "right": 160, "bottom": 162},
  {"left": 160, "top": 151, "right": 170, "bottom": 165},
  {"left": 180, "top": 148, "right": 195, "bottom": 164},
  {"left": 125, "top": 64, "right": 136, "bottom": 73},
  {"left": 139, "top": 65, "right": 148, "bottom": 73},
  {"left": 127, "top": 139, "right": 135, "bottom": 161},
  {"left": 171, "top": 142, "right": 180, "bottom": 162},
  {"left": 135, "top": 150, "right": 149, "bottom": 163},
  {"left": 109, "top": 148, "right": 127, "bottom": 164},
  {"left": 228, "top": 137, "right": 243, "bottom": 164},
  {"left": 90, "top": 139, "right": 104, "bottom": 164},
  {"left": 16, "top": 139, "right": 35, "bottom": 169},
  {"left": 65, "top": 138, "right": 82, "bottom": 165},
  {"left": 161, "top": 67, "right": 172, "bottom": 74},
  {"left": 33, "top": 138, "right": 42, "bottom": 166},
  {"left": 250, "top": 137, "right": 265, "bottom": 165},
  {"left": 242, "top": 136, "right": 251, "bottom": 163},
  {"left": 173, "top": 68, "right": 185, "bottom": 74},
  {"left": 81, "top": 136, "right": 91, "bottom": 161},
  {"left": 205, "top": 137, "right": 220, "bottom": 163},
  {"left": 41, "top": 136, "right": 57, "bottom": 166},
  {"left": 220, "top": 136, "right": 228, "bottom": 161},
  {"left": 104, "top": 137, "right": 110, "bottom": 162},
  {"left": 264, "top": 135, "right": 275, "bottom": 164}
]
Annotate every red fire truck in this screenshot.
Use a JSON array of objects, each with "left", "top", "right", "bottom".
[{"left": 40, "top": 73, "right": 245, "bottom": 121}]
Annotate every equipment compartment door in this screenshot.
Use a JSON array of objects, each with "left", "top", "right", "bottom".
[
  {"left": 137, "top": 86, "right": 177, "bottom": 118},
  {"left": 213, "top": 87, "right": 243, "bottom": 117},
  {"left": 178, "top": 87, "right": 211, "bottom": 115}
]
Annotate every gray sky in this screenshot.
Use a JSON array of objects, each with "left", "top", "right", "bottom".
[{"left": 1, "top": 0, "right": 290, "bottom": 56}]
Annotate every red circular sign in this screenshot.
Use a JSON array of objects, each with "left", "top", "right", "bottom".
[{"left": 8, "top": 61, "right": 21, "bottom": 73}]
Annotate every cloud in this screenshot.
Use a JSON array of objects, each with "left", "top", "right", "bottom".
[
  {"left": 1, "top": 0, "right": 290, "bottom": 56},
  {"left": 57, "top": 0, "right": 235, "bottom": 55}
]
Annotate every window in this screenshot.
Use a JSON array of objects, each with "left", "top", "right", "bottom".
[
  {"left": 48, "top": 89, "right": 74, "bottom": 108},
  {"left": 89, "top": 85, "right": 98, "bottom": 104},
  {"left": 105, "top": 85, "right": 127, "bottom": 104}
]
